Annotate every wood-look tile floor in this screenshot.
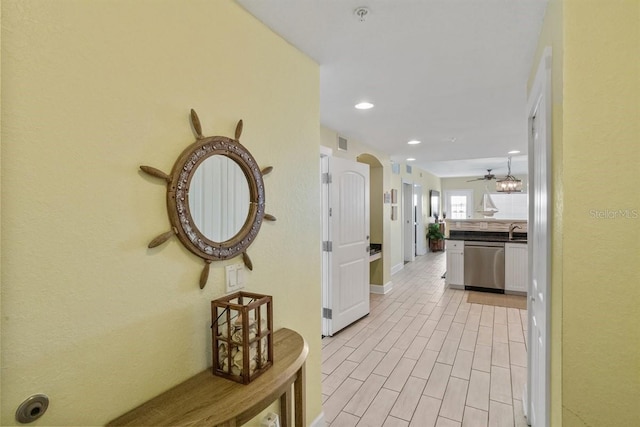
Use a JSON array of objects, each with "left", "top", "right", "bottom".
[{"left": 321, "top": 252, "right": 528, "bottom": 427}]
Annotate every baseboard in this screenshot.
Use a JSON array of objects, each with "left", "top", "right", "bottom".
[
  {"left": 370, "top": 281, "right": 393, "bottom": 294},
  {"left": 391, "top": 263, "right": 404, "bottom": 275},
  {"left": 310, "top": 411, "right": 325, "bottom": 427}
]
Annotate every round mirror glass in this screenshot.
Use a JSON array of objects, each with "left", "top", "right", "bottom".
[{"left": 188, "top": 155, "right": 250, "bottom": 242}]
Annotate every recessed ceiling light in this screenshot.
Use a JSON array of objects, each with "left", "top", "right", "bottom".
[
  {"left": 407, "top": 140, "right": 421, "bottom": 145},
  {"left": 355, "top": 102, "right": 374, "bottom": 110},
  {"left": 508, "top": 150, "right": 521, "bottom": 154},
  {"left": 406, "top": 158, "right": 416, "bottom": 162}
]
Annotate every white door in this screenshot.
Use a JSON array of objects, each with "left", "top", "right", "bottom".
[
  {"left": 323, "top": 156, "right": 370, "bottom": 335},
  {"left": 403, "top": 182, "right": 415, "bottom": 262},
  {"left": 527, "top": 48, "right": 552, "bottom": 427},
  {"left": 444, "top": 189, "right": 474, "bottom": 220}
]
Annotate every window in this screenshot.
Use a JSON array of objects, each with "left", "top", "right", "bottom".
[
  {"left": 444, "top": 190, "right": 474, "bottom": 220},
  {"left": 450, "top": 195, "right": 468, "bottom": 219}
]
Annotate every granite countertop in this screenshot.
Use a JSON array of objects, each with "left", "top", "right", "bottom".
[
  {"left": 447, "top": 231, "right": 528, "bottom": 243},
  {"left": 370, "top": 243, "right": 382, "bottom": 255}
]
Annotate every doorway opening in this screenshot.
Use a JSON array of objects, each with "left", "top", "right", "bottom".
[
  {"left": 401, "top": 181, "right": 426, "bottom": 263},
  {"left": 402, "top": 181, "right": 415, "bottom": 264},
  {"left": 357, "top": 154, "right": 384, "bottom": 288}
]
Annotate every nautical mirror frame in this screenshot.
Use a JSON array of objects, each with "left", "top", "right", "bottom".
[{"left": 140, "top": 109, "right": 275, "bottom": 289}]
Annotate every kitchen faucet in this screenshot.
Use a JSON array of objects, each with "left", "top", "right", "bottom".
[{"left": 509, "top": 223, "right": 523, "bottom": 240}]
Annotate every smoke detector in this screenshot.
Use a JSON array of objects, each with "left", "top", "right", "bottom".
[{"left": 354, "top": 7, "right": 369, "bottom": 22}]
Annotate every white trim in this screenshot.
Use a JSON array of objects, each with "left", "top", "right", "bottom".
[
  {"left": 370, "top": 281, "right": 393, "bottom": 294},
  {"left": 320, "top": 153, "right": 331, "bottom": 337},
  {"left": 310, "top": 411, "right": 325, "bottom": 427},
  {"left": 402, "top": 180, "right": 415, "bottom": 263},
  {"left": 526, "top": 46, "right": 552, "bottom": 427},
  {"left": 391, "top": 263, "right": 404, "bottom": 275}
]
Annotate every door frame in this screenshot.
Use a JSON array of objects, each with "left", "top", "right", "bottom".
[
  {"left": 320, "top": 147, "right": 332, "bottom": 336},
  {"left": 402, "top": 180, "right": 415, "bottom": 263},
  {"left": 526, "top": 47, "right": 552, "bottom": 426},
  {"left": 414, "top": 184, "right": 426, "bottom": 256}
]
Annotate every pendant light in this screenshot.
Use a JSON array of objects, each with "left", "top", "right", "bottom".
[{"left": 496, "top": 157, "right": 523, "bottom": 193}]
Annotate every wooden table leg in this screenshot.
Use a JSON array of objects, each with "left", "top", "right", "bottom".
[
  {"left": 280, "top": 388, "right": 291, "bottom": 427},
  {"left": 294, "top": 363, "right": 306, "bottom": 427}
]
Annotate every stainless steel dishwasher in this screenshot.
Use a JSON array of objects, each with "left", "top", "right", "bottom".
[{"left": 464, "top": 241, "right": 505, "bottom": 291}]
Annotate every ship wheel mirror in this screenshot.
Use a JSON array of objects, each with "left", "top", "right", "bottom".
[{"left": 140, "top": 109, "right": 275, "bottom": 289}]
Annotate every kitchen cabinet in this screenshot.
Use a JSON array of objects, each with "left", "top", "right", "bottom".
[
  {"left": 505, "top": 243, "right": 528, "bottom": 293},
  {"left": 446, "top": 240, "right": 464, "bottom": 289}
]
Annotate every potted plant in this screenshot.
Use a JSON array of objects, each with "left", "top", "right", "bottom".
[{"left": 426, "top": 223, "right": 445, "bottom": 252}]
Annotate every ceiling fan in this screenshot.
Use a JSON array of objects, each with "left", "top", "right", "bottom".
[{"left": 467, "top": 169, "right": 497, "bottom": 182}]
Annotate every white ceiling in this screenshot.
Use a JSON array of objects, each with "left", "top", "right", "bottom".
[{"left": 236, "top": 0, "right": 547, "bottom": 179}]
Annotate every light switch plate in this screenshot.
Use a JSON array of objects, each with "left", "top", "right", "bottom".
[{"left": 225, "top": 264, "right": 245, "bottom": 293}]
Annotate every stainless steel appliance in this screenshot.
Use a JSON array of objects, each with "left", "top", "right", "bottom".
[{"left": 464, "top": 241, "right": 505, "bottom": 291}]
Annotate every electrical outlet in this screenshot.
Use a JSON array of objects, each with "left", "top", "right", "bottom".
[
  {"left": 260, "top": 412, "right": 280, "bottom": 427},
  {"left": 225, "top": 264, "right": 245, "bottom": 293}
]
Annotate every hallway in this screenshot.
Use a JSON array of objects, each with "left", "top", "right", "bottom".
[{"left": 321, "top": 252, "right": 528, "bottom": 427}]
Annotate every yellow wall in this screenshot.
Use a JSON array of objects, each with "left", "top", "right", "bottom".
[
  {"left": 531, "top": 0, "right": 640, "bottom": 425},
  {"left": 1, "top": 1, "right": 322, "bottom": 425},
  {"left": 561, "top": 1, "right": 640, "bottom": 425}
]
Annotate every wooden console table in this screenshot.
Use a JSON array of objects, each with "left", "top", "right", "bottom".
[{"left": 107, "top": 328, "right": 308, "bottom": 427}]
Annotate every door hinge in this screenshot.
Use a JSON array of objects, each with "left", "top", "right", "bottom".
[
  {"left": 322, "top": 172, "right": 332, "bottom": 184},
  {"left": 323, "top": 308, "right": 332, "bottom": 319},
  {"left": 323, "top": 241, "right": 333, "bottom": 252}
]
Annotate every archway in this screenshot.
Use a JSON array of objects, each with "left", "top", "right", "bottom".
[{"left": 357, "top": 153, "right": 384, "bottom": 286}]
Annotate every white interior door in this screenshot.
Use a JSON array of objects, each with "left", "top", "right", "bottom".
[
  {"left": 527, "top": 48, "right": 552, "bottom": 427},
  {"left": 403, "top": 182, "right": 415, "bottom": 262},
  {"left": 324, "top": 156, "right": 370, "bottom": 335}
]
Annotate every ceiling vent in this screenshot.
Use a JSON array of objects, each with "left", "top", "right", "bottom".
[
  {"left": 392, "top": 163, "right": 400, "bottom": 175},
  {"left": 406, "top": 164, "right": 412, "bottom": 174},
  {"left": 338, "top": 135, "right": 348, "bottom": 151}
]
